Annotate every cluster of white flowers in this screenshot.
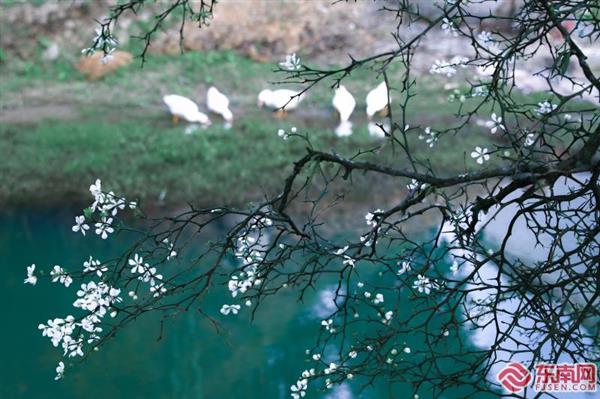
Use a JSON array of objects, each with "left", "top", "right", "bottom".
[
  {"left": 359, "top": 234, "right": 373, "bottom": 247},
  {"left": 29, "top": 179, "right": 147, "bottom": 380},
  {"left": 55, "top": 361, "right": 65, "bottom": 381},
  {"left": 448, "top": 88, "right": 466, "bottom": 103},
  {"left": 412, "top": 274, "right": 438, "bottom": 295},
  {"left": 321, "top": 318, "right": 335, "bottom": 333},
  {"left": 407, "top": 179, "right": 427, "bottom": 191},
  {"left": 430, "top": 59, "right": 456, "bottom": 77},
  {"left": 524, "top": 133, "right": 536, "bottom": 147},
  {"left": 128, "top": 254, "right": 166, "bottom": 297},
  {"left": 419, "top": 127, "right": 438, "bottom": 147},
  {"left": 24, "top": 264, "right": 37, "bottom": 285},
  {"left": 73, "top": 281, "right": 121, "bottom": 318},
  {"left": 430, "top": 56, "right": 469, "bottom": 77},
  {"left": 397, "top": 261, "right": 411, "bottom": 275},
  {"left": 162, "top": 238, "right": 178, "bottom": 261},
  {"left": 220, "top": 304, "right": 241, "bottom": 315},
  {"left": 277, "top": 126, "right": 297, "bottom": 140},
  {"left": 333, "top": 245, "right": 349, "bottom": 255},
  {"left": 470, "top": 146, "right": 490, "bottom": 164},
  {"left": 537, "top": 101, "right": 557, "bottom": 114},
  {"left": 472, "top": 86, "right": 488, "bottom": 97},
  {"left": 365, "top": 209, "right": 383, "bottom": 227},
  {"left": 82, "top": 28, "right": 119, "bottom": 64},
  {"left": 290, "top": 368, "right": 315, "bottom": 399},
  {"left": 477, "top": 30, "right": 500, "bottom": 53},
  {"left": 38, "top": 280, "right": 121, "bottom": 362},
  {"left": 477, "top": 30, "right": 492, "bottom": 44},
  {"left": 50, "top": 265, "right": 73, "bottom": 288},
  {"left": 73, "top": 179, "right": 135, "bottom": 241},
  {"left": 342, "top": 255, "right": 356, "bottom": 267},
  {"left": 223, "top": 216, "right": 274, "bottom": 316},
  {"left": 441, "top": 17, "right": 458, "bottom": 36},
  {"left": 72, "top": 215, "right": 89, "bottom": 236},
  {"left": 83, "top": 256, "right": 107, "bottom": 277},
  {"left": 383, "top": 310, "right": 393, "bottom": 323},
  {"left": 280, "top": 53, "right": 301, "bottom": 71},
  {"left": 485, "top": 113, "right": 505, "bottom": 134}
]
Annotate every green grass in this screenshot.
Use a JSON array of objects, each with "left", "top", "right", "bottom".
[{"left": 0, "top": 107, "right": 501, "bottom": 208}]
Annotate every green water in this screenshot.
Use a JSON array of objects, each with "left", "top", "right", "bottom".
[{"left": 0, "top": 209, "right": 477, "bottom": 398}]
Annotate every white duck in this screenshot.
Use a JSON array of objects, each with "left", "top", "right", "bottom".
[
  {"left": 163, "top": 95, "right": 211, "bottom": 125},
  {"left": 332, "top": 85, "right": 356, "bottom": 122},
  {"left": 257, "top": 89, "right": 305, "bottom": 117},
  {"left": 206, "top": 86, "right": 233, "bottom": 123},
  {"left": 366, "top": 81, "right": 390, "bottom": 120}
]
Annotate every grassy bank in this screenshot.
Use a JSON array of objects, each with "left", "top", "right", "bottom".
[{"left": 1, "top": 49, "right": 526, "bottom": 208}]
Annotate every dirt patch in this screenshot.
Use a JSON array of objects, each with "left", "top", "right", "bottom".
[{"left": 0, "top": 104, "right": 79, "bottom": 124}]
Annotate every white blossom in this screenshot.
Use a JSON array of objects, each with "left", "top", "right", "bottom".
[
  {"left": 373, "top": 293, "right": 384, "bottom": 305},
  {"left": 342, "top": 255, "right": 356, "bottom": 267},
  {"left": 470, "top": 146, "right": 490, "bottom": 164},
  {"left": 413, "top": 274, "right": 435, "bottom": 295},
  {"left": 277, "top": 128, "right": 289, "bottom": 140},
  {"left": 83, "top": 256, "right": 107, "bottom": 277},
  {"left": 537, "top": 101, "right": 557, "bottom": 114},
  {"left": 220, "top": 304, "right": 241, "bottom": 315},
  {"left": 404, "top": 347, "right": 411, "bottom": 354},
  {"left": 89, "top": 179, "right": 102, "bottom": 198},
  {"left": 72, "top": 215, "right": 89, "bottom": 236},
  {"left": 365, "top": 209, "right": 383, "bottom": 227},
  {"left": 163, "top": 238, "right": 177, "bottom": 260},
  {"left": 441, "top": 17, "right": 458, "bottom": 36},
  {"left": 324, "top": 362, "right": 337, "bottom": 374},
  {"left": 419, "top": 127, "right": 438, "bottom": 147},
  {"left": 50, "top": 265, "right": 72, "bottom": 287},
  {"left": 321, "top": 318, "right": 334, "bottom": 332},
  {"left": 430, "top": 59, "right": 457, "bottom": 77},
  {"left": 485, "top": 113, "right": 505, "bottom": 134},
  {"left": 128, "top": 254, "right": 146, "bottom": 274},
  {"left": 407, "top": 179, "right": 427, "bottom": 191},
  {"left": 333, "top": 245, "right": 349, "bottom": 255},
  {"left": 478, "top": 31, "right": 492, "bottom": 44},
  {"left": 24, "top": 264, "right": 37, "bottom": 285},
  {"left": 525, "top": 133, "right": 536, "bottom": 146},
  {"left": 290, "top": 378, "right": 307, "bottom": 399},
  {"left": 279, "top": 53, "right": 301, "bottom": 71},
  {"left": 397, "top": 261, "right": 411, "bottom": 275},
  {"left": 94, "top": 217, "right": 114, "bottom": 240},
  {"left": 55, "top": 361, "right": 65, "bottom": 380}
]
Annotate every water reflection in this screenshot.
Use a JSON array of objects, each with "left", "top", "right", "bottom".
[
  {"left": 367, "top": 121, "right": 390, "bottom": 138},
  {"left": 0, "top": 210, "right": 418, "bottom": 399},
  {"left": 440, "top": 173, "right": 597, "bottom": 398},
  {"left": 311, "top": 285, "right": 344, "bottom": 319},
  {"left": 334, "top": 120, "right": 353, "bottom": 137}
]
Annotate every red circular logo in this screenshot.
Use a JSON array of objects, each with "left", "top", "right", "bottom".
[{"left": 497, "top": 362, "right": 532, "bottom": 393}]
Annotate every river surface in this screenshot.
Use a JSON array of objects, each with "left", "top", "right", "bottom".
[{"left": 1, "top": 209, "right": 448, "bottom": 399}]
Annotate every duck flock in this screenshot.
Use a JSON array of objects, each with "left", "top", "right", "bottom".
[{"left": 162, "top": 81, "right": 390, "bottom": 137}]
